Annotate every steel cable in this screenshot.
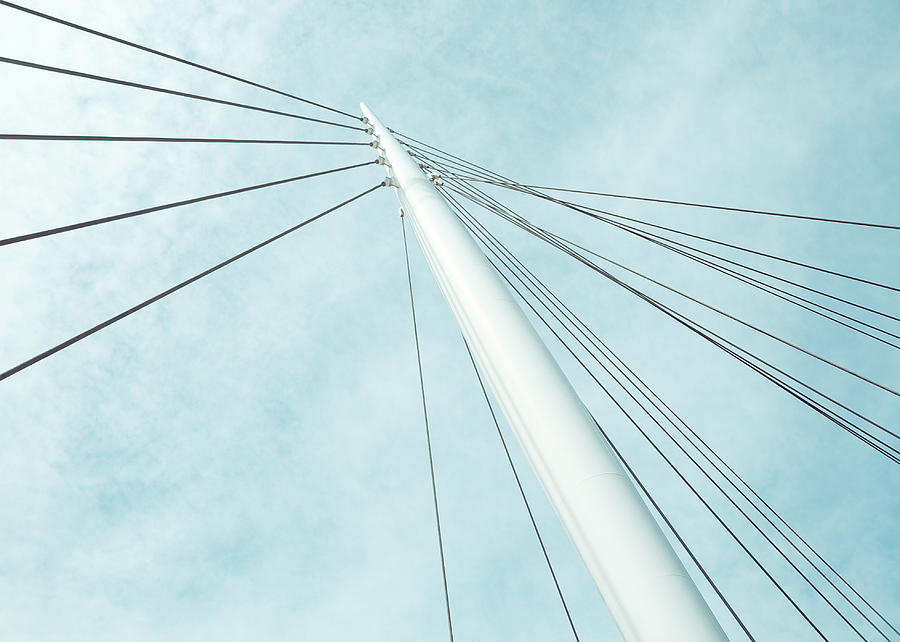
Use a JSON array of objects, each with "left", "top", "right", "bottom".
[
  {"left": 444, "top": 189, "right": 889, "bottom": 641},
  {"left": 0, "top": 56, "right": 365, "bottom": 132},
  {"left": 460, "top": 338, "right": 581, "bottom": 642},
  {"left": 0, "top": 134, "right": 369, "bottom": 144},
  {"left": 0, "top": 160, "right": 376, "bottom": 246},
  {"left": 0, "top": 183, "right": 383, "bottom": 381},
  {"left": 0, "top": 0, "right": 361, "bottom": 120},
  {"left": 400, "top": 215, "right": 455, "bottom": 642},
  {"left": 440, "top": 177, "right": 900, "bottom": 465}
]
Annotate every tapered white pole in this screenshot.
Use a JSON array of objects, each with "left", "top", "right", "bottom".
[{"left": 362, "top": 103, "right": 727, "bottom": 641}]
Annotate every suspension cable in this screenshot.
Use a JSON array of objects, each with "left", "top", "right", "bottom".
[
  {"left": 443, "top": 188, "right": 890, "bottom": 640},
  {"left": 435, "top": 157, "right": 900, "bottom": 345},
  {"left": 0, "top": 183, "right": 383, "bottom": 381},
  {"left": 398, "top": 130, "right": 899, "bottom": 635},
  {"left": 446, "top": 193, "right": 864, "bottom": 640},
  {"left": 460, "top": 194, "right": 898, "bottom": 637},
  {"left": 0, "top": 0, "right": 361, "bottom": 121},
  {"left": 456, "top": 177, "right": 900, "bottom": 230},
  {"left": 440, "top": 177, "right": 900, "bottom": 465},
  {"left": 494, "top": 183, "right": 900, "bottom": 294},
  {"left": 441, "top": 191, "right": 761, "bottom": 639},
  {"left": 0, "top": 56, "right": 365, "bottom": 132},
  {"left": 444, "top": 178, "right": 900, "bottom": 452},
  {"left": 391, "top": 130, "right": 896, "bottom": 230},
  {"left": 439, "top": 173, "right": 900, "bottom": 426},
  {"left": 400, "top": 215, "right": 454, "bottom": 642},
  {"left": 441, "top": 177, "right": 900, "bottom": 404},
  {"left": 405, "top": 144, "right": 898, "bottom": 294},
  {"left": 409, "top": 146, "right": 900, "bottom": 326},
  {"left": 460, "top": 338, "right": 581, "bottom": 641},
  {"left": 0, "top": 160, "right": 376, "bottom": 246},
  {"left": 0, "top": 134, "right": 369, "bottom": 145}
]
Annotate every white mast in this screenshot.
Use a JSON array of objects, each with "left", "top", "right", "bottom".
[{"left": 362, "top": 103, "right": 727, "bottom": 642}]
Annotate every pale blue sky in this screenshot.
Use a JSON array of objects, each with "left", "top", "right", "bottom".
[{"left": 0, "top": 1, "right": 898, "bottom": 640}]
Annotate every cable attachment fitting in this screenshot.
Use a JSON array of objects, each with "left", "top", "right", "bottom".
[
  {"left": 427, "top": 172, "right": 444, "bottom": 186},
  {"left": 375, "top": 156, "right": 390, "bottom": 167},
  {"left": 418, "top": 161, "right": 430, "bottom": 170},
  {"left": 398, "top": 207, "right": 405, "bottom": 218},
  {"left": 369, "top": 141, "right": 384, "bottom": 150},
  {"left": 382, "top": 177, "right": 399, "bottom": 188},
  {"left": 364, "top": 126, "right": 375, "bottom": 135}
]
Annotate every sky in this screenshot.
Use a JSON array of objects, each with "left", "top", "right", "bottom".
[{"left": 0, "top": 0, "right": 898, "bottom": 640}]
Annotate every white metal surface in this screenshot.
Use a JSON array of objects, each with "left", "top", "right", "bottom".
[{"left": 362, "top": 103, "right": 727, "bottom": 641}]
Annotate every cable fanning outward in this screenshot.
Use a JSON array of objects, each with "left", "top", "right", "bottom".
[
  {"left": 440, "top": 189, "right": 756, "bottom": 640},
  {"left": 0, "top": 160, "right": 377, "bottom": 246},
  {"left": 439, "top": 185, "right": 898, "bottom": 641},
  {"left": 0, "top": 0, "right": 361, "bottom": 121},
  {"left": 426, "top": 147, "right": 900, "bottom": 327},
  {"left": 460, "top": 194, "right": 900, "bottom": 637},
  {"left": 0, "top": 57, "right": 365, "bottom": 132},
  {"left": 460, "top": 338, "right": 581, "bottom": 642},
  {"left": 402, "top": 139, "right": 899, "bottom": 293},
  {"left": 441, "top": 177, "right": 900, "bottom": 465},
  {"left": 391, "top": 129, "right": 899, "bottom": 229},
  {"left": 403, "top": 143, "right": 900, "bottom": 440},
  {"left": 399, "top": 215, "right": 455, "bottom": 642},
  {"left": 0, "top": 134, "right": 370, "bottom": 144},
  {"left": 456, "top": 177, "right": 900, "bottom": 230},
  {"left": 0, "top": 183, "right": 384, "bottom": 381}
]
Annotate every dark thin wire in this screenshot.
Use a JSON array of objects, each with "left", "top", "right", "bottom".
[
  {"left": 0, "top": 0, "right": 361, "bottom": 121},
  {"left": 446, "top": 194, "right": 882, "bottom": 641},
  {"left": 0, "top": 160, "right": 376, "bottom": 246},
  {"left": 439, "top": 163, "right": 900, "bottom": 346},
  {"left": 442, "top": 177, "right": 900, "bottom": 404},
  {"left": 441, "top": 176, "right": 900, "bottom": 431},
  {"left": 455, "top": 177, "right": 900, "bottom": 230},
  {"left": 420, "top": 152, "right": 899, "bottom": 294},
  {"left": 605, "top": 348, "right": 900, "bottom": 638},
  {"left": 400, "top": 215, "right": 454, "bottom": 642},
  {"left": 0, "top": 56, "right": 365, "bottom": 132},
  {"left": 498, "top": 183, "right": 900, "bottom": 294},
  {"left": 448, "top": 197, "right": 770, "bottom": 638},
  {"left": 452, "top": 178, "right": 900, "bottom": 461},
  {"left": 450, "top": 201, "right": 836, "bottom": 641},
  {"left": 460, "top": 339, "right": 581, "bottom": 642},
  {"left": 590, "top": 411, "right": 757, "bottom": 641},
  {"left": 544, "top": 225, "right": 900, "bottom": 398},
  {"left": 0, "top": 183, "right": 383, "bottom": 382},
  {"left": 447, "top": 179, "right": 900, "bottom": 616},
  {"left": 442, "top": 177, "right": 900, "bottom": 465},
  {"left": 406, "top": 142, "right": 900, "bottom": 323},
  {"left": 394, "top": 130, "right": 894, "bottom": 230},
  {"left": 0, "top": 134, "right": 368, "bottom": 145},
  {"left": 416, "top": 137, "right": 899, "bottom": 633},
  {"left": 442, "top": 190, "right": 754, "bottom": 640},
  {"left": 466, "top": 191, "right": 897, "bottom": 638}
]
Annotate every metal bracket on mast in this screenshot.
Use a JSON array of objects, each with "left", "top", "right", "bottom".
[{"left": 360, "top": 102, "right": 727, "bottom": 642}]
